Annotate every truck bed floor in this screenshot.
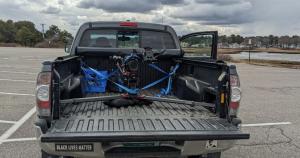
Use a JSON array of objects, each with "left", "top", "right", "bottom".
[{"left": 41, "top": 98, "right": 249, "bottom": 142}]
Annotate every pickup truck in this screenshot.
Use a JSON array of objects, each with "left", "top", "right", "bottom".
[{"left": 35, "top": 21, "right": 249, "bottom": 158}]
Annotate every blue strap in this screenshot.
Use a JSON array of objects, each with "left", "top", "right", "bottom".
[
  {"left": 84, "top": 66, "right": 117, "bottom": 79},
  {"left": 82, "top": 62, "right": 180, "bottom": 95},
  {"left": 148, "top": 64, "right": 168, "bottom": 75},
  {"left": 160, "top": 64, "right": 180, "bottom": 96},
  {"left": 81, "top": 67, "right": 95, "bottom": 80},
  {"left": 112, "top": 82, "right": 138, "bottom": 94},
  {"left": 160, "top": 76, "right": 172, "bottom": 95},
  {"left": 141, "top": 75, "right": 170, "bottom": 90}
]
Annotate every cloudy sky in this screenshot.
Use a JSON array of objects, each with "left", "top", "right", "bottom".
[{"left": 0, "top": 0, "right": 299, "bottom": 36}]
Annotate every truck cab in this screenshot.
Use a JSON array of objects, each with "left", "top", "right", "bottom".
[{"left": 35, "top": 21, "right": 249, "bottom": 158}]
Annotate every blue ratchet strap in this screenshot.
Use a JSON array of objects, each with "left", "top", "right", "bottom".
[
  {"left": 81, "top": 67, "right": 98, "bottom": 81},
  {"left": 112, "top": 82, "right": 138, "bottom": 94},
  {"left": 82, "top": 63, "right": 180, "bottom": 95},
  {"left": 159, "top": 64, "right": 180, "bottom": 96},
  {"left": 160, "top": 76, "right": 173, "bottom": 96},
  {"left": 148, "top": 64, "right": 168, "bottom": 75},
  {"left": 84, "top": 66, "right": 118, "bottom": 79},
  {"left": 141, "top": 75, "right": 170, "bottom": 90}
]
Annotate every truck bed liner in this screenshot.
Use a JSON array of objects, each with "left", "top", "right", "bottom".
[{"left": 41, "top": 99, "right": 249, "bottom": 142}]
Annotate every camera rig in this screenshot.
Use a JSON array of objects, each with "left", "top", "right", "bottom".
[
  {"left": 82, "top": 48, "right": 180, "bottom": 107},
  {"left": 112, "top": 53, "right": 140, "bottom": 91},
  {"left": 110, "top": 48, "right": 167, "bottom": 92}
]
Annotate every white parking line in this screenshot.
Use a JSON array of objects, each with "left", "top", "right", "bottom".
[
  {"left": 0, "top": 92, "right": 35, "bottom": 96},
  {"left": 0, "top": 120, "right": 17, "bottom": 124},
  {"left": 0, "top": 107, "right": 36, "bottom": 144},
  {"left": 1, "top": 137, "right": 37, "bottom": 143},
  {"left": 0, "top": 66, "right": 40, "bottom": 70},
  {"left": 241, "top": 122, "right": 292, "bottom": 127},
  {"left": 0, "top": 79, "right": 35, "bottom": 83},
  {"left": 0, "top": 71, "right": 36, "bottom": 75},
  {"left": 0, "top": 57, "right": 45, "bottom": 61}
]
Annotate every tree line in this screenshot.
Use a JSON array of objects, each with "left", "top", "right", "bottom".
[
  {"left": 219, "top": 34, "right": 300, "bottom": 48},
  {"left": 1, "top": 19, "right": 300, "bottom": 49},
  {"left": 0, "top": 19, "right": 73, "bottom": 47}
]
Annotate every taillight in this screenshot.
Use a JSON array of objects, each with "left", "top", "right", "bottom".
[
  {"left": 119, "top": 22, "right": 138, "bottom": 27},
  {"left": 229, "top": 75, "right": 241, "bottom": 117},
  {"left": 36, "top": 72, "right": 51, "bottom": 117}
]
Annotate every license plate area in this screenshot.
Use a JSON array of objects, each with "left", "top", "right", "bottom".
[{"left": 55, "top": 144, "right": 94, "bottom": 152}]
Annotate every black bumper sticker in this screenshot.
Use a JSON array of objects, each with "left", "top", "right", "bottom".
[{"left": 55, "top": 144, "right": 94, "bottom": 152}]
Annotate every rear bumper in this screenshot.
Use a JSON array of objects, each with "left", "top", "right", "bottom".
[
  {"left": 39, "top": 140, "right": 237, "bottom": 158},
  {"left": 36, "top": 124, "right": 248, "bottom": 158}
]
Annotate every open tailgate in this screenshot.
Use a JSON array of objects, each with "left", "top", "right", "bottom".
[{"left": 41, "top": 100, "right": 249, "bottom": 142}]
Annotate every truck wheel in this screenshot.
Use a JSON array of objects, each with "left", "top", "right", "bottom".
[
  {"left": 41, "top": 150, "right": 59, "bottom": 158},
  {"left": 41, "top": 150, "right": 74, "bottom": 158},
  {"left": 207, "top": 152, "right": 221, "bottom": 158}
]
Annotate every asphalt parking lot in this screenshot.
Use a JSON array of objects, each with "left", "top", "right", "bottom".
[{"left": 0, "top": 47, "right": 299, "bottom": 158}]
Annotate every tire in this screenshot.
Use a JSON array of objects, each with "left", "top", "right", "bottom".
[
  {"left": 188, "top": 156, "right": 203, "bottom": 158},
  {"left": 207, "top": 152, "right": 221, "bottom": 158},
  {"left": 188, "top": 152, "right": 221, "bottom": 158},
  {"left": 41, "top": 150, "right": 59, "bottom": 158},
  {"left": 41, "top": 150, "right": 74, "bottom": 158}
]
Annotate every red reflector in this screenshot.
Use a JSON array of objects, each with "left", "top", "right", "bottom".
[
  {"left": 229, "top": 102, "right": 239, "bottom": 109},
  {"left": 120, "top": 22, "right": 138, "bottom": 27},
  {"left": 37, "top": 100, "right": 50, "bottom": 109}
]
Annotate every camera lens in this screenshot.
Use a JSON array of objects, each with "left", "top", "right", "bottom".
[{"left": 127, "top": 59, "right": 139, "bottom": 72}]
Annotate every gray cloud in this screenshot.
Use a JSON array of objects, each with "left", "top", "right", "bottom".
[
  {"left": 195, "top": 0, "right": 243, "bottom": 5},
  {"left": 171, "top": 0, "right": 253, "bottom": 25},
  {"left": 161, "top": 0, "right": 186, "bottom": 5},
  {"left": 58, "top": 0, "right": 64, "bottom": 5},
  {"left": 152, "top": 16, "right": 185, "bottom": 26},
  {"left": 68, "top": 19, "right": 80, "bottom": 26},
  {"left": 41, "top": 6, "right": 61, "bottom": 14},
  {"left": 77, "top": 0, "right": 186, "bottom": 13},
  {"left": 1, "top": 0, "right": 300, "bottom": 36},
  {"left": 30, "top": 0, "right": 45, "bottom": 5}
]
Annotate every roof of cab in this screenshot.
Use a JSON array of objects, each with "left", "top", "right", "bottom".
[{"left": 80, "top": 21, "right": 174, "bottom": 32}]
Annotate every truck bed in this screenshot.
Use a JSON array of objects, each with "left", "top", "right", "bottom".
[{"left": 41, "top": 96, "right": 249, "bottom": 142}]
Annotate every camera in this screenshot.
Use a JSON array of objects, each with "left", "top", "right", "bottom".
[
  {"left": 124, "top": 56, "right": 139, "bottom": 72},
  {"left": 112, "top": 54, "right": 140, "bottom": 90}
]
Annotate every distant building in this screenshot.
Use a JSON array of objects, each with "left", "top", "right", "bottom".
[{"left": 229, "top": 43, "right": 241, "bottom": 48}]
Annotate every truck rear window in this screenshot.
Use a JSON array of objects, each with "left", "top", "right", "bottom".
[{"left": 79, "top": 29, "right": 176, "bottom": 49}]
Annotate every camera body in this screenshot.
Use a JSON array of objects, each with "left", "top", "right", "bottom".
[
  {"left": 113, "top": 54, "right": 140, "bottom": 90},
  {"left": 123, "top": 54, "right": 139, "bottom": 89}
]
